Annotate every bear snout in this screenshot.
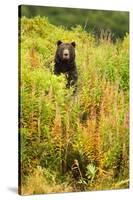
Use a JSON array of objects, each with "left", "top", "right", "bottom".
[{"left": 63, "top": 49, "right": 70, "bottom": 60}]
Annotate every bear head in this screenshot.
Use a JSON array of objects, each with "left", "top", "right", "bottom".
[{"left": 55, "top": 40, "right": 76, "bottom": 63}]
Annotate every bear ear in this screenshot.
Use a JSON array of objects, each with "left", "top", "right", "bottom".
[
  {"left": 71, "top": 41, "right": 76, "bottom": 48},
  {"left": 57, "top": 40, "right": 62, "bottom": 46}
]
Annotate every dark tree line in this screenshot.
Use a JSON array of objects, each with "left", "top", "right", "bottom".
[{"left": 19, "top": 5, "right": 129, "bottom": 39}]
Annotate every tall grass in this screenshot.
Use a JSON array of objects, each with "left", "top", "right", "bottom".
[{"left": 19, "top": 17, "right": 129, "bottom": 195}]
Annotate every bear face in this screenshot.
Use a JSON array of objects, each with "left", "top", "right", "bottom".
[{"left": 55, "top": 40, "right": 76, "bottom": 64}]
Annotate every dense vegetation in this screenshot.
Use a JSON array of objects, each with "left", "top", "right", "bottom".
[
  {"left": 20, "top": 5, "right": 129, "bottom": 39},
  {"left": 19, "top": 17, "right": 129, "bottom": 195}
]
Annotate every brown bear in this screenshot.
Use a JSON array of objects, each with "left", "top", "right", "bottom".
[{"left": 54, "top": 40, "right": 78, "bottom": 92}]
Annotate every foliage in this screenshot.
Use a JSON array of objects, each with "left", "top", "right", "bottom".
[
  {"left": 86, "top": 164, "right": 97, "bottom": 183},
  {"left": 19, "top": 17, "right": 129, "bottom": 195},
  {"left": 19, "top": 5, "right": 129, "bottom": 39}
]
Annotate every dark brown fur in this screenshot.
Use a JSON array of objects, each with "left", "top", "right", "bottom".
[{"left": 54, "top": 40, "right": 78, "bottom": 90}]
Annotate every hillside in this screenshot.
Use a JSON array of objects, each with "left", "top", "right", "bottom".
[
  {"left": 20, "top": 5, "right": 129, "bottom": 39},
  {"left": 19, "top": 17, "right": 129, "bottom": 195}
]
